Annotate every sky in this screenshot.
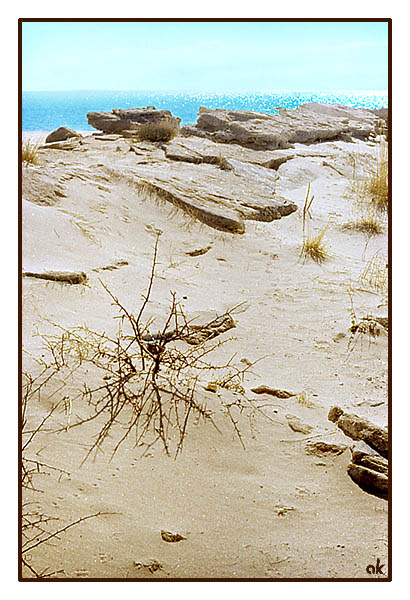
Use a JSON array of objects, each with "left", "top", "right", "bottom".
[{"left": 21, "top": 21, "right": 389, "bottom": 92}]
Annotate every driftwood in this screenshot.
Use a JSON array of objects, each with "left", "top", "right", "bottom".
[
  {"left": 328, "top": 406, "right": 388, "bottom": 458},
  {"left": 22, "top": 270, "right": 88, "bottom": 285},
  {"left": 142, "top": 313, "right": 235, "bottom": 347},
  {"left": 251, "top": 386, "right": 295, "bottom": 399}
]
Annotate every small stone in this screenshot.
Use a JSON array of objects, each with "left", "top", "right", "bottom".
[
  {"left": 133, "top": 558, "right": 163, "bottom": 573},
  {"left": 160, "top": 530, "right": 187, "bottom": 543},
  {"left": 204, "top": 383, "right": 218, "bottom": 393},
  {"left": 286, "top": 414, "right": 313, "bottom": 434},
  {"left": 305, "top": 441, "right": 348, "bottom": 456}
]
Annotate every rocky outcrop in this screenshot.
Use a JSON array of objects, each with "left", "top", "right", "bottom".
[
  {"left": 328, "top": 409, "right": 389, "bottom": 500},
  {"left": 164, "top": 136, "right": 295, "bottom": 169},
  {"left": 181, "top": 103, "right": 381, "bottom": 150},
  {"left": 122, "top": 157, "right": 297, "bottom": 234},
  {"left": 45, "top": 127, "right": 82, "bottom": 144},
  {"left": 347, "top": 442, "right": 388, "bottom": 500},
  {"left": 87, "top": 107, "right": 180, "bottom": 134}
]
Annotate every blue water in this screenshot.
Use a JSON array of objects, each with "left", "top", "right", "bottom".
[{"left": 22, "top": 90, "right": 388, "bottom": 131}]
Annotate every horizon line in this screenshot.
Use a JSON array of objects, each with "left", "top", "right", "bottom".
[{"left": 22, "top": 88, "right": 388, "bottom": 94}]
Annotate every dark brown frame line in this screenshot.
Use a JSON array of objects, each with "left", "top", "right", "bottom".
[{"left": 18, "top": 17, "right": 392, "bottom": 582}]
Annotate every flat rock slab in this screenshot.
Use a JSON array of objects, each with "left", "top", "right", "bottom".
[
  {"left": 181, "top": 103, "right": 381, "bottom": 150},
  {"left": 122, "top": 157, "right": 297, "bottom": 234},
  {"left": 165, "top": 136, "right": 295, "bottom": 168}
]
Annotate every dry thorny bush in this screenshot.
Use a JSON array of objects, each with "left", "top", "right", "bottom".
[
  {"left": 22, "top": 234, "right": 276, "bottom": 575},
  {"left": 347, "top": 290, "right": 387, "bottom": 353}
]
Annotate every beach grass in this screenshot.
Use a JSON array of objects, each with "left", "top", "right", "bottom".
[
  {"left": 300, "top": 184, "right": 329, "bottom": 264},
  {"left": 136, "top": 121, "right": 178, "bottom": 142},
  {"left": 22, "top": 137, "right": 41, "bottom": 165}
]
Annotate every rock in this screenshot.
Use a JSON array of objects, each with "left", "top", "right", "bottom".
[
  {"left": 251, "top": 386, "right": 296, "bottom": 399},
  {"left": 87, "top": 107, "right": 180, "bottom": 134},
  {"left": 273, "top": 505, "right": 295, "bottom": 517},
  {"left": 133, "top": 558, "right": 163, "bottom": 573},
  {"left": 181, "top": 103, "right": 381, "bottom": 150},
  {"left": 205, "top": 383, "right": 218, "bottom": 393},
  {"left": 305, "top": 441, "right": 348, "bottom": 456},
  {"left": 350, "top": 442, "right": 388, "bottom": 475},
  {"left": 41, "top": 139, "right": 81, "bottom": 150},
  {"left": 347, "top": 463, "right": 388, "bottom": 500},
  {"left": 124, "top": 156, "right": 297, "bottom": 234},
  {"left": 369, "top": 107, "right": 388, "bottom": 120},
  {"left": 45, "top": 127, "right": 81, "bottom": 144},
  {"left": 374, "top": 316, "right": 389, "bottom": 331},
  {"left": 286, "top": 415, "right": 313, "bottom": 435},
  {"left": 328, "top": 406, "right": 388, "bottom": 458},
  {"left": 160, "top": 530, "right": 186, "bottom": 543},
  {"left": 185, "top": 245, "right": 212, "bottom": 257},
  {"left": 164, "top": 136, "right": 295, "bottom": 168}
]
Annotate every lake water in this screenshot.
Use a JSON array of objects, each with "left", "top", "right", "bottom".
[{"left": 22, "top": 90, "right": 388, "bottom": 131}]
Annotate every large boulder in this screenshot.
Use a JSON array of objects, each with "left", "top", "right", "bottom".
[
  {"left": 45, "top": 127, "right": 81, "bottom": 143},
  {"left": 87, "top": 107, "right": 180, "bottom": 134},
  {"left": 181, "top": 103, "right": 382, "bottom": 150}
]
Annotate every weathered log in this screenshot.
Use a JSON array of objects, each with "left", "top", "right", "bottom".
[
  {"left": 251, "top": 386, "right": 295, "bottom": 398},
  {"left": 142, "top": 313, "right": 235, "bottom": 347},
  {"left": 328, "top": 406, "right": 388, "bottom": 458},
  {"left": 22, "top": 270, "right": 88, "bottom": 285}
]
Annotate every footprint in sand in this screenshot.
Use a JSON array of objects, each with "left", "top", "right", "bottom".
[
  {"left": 97, "top": 552, "right": 113, "bottom": 564},
  {"left": 74, "top": 568, "right": 89, "bottom": 577}
]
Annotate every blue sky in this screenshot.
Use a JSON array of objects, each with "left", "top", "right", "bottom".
[{"left": 22, "top": 21, "right": 388, "bottom": 92}]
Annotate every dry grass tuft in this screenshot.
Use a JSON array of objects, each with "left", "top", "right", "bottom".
[
  {"left": 348, "top": 139, "right": 388, "bottom": 214},
  {"left": 300, "top": 184, "right": 329, "bottom": 264},
  {"left": 301, "top": 226, "right": 329, "bottom": 264},
  {"left": 359, "top": 251, "right": 388, "bottom": 295},
  {"left": 366, "top": 139, "right": 388, "bottom": 213},
  {"left": 22, "top": 138, "right": 41, "bottom": 165},
  {"left": 343, "top": 207, "right": 385, "bottom": 237},
  {"left": 136, "top": 121, "right": 179, "bottom": 142}
]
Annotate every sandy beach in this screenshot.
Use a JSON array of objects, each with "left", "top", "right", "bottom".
[{"left": 21, "top": 104, "right": 389, "bottom": 580}]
